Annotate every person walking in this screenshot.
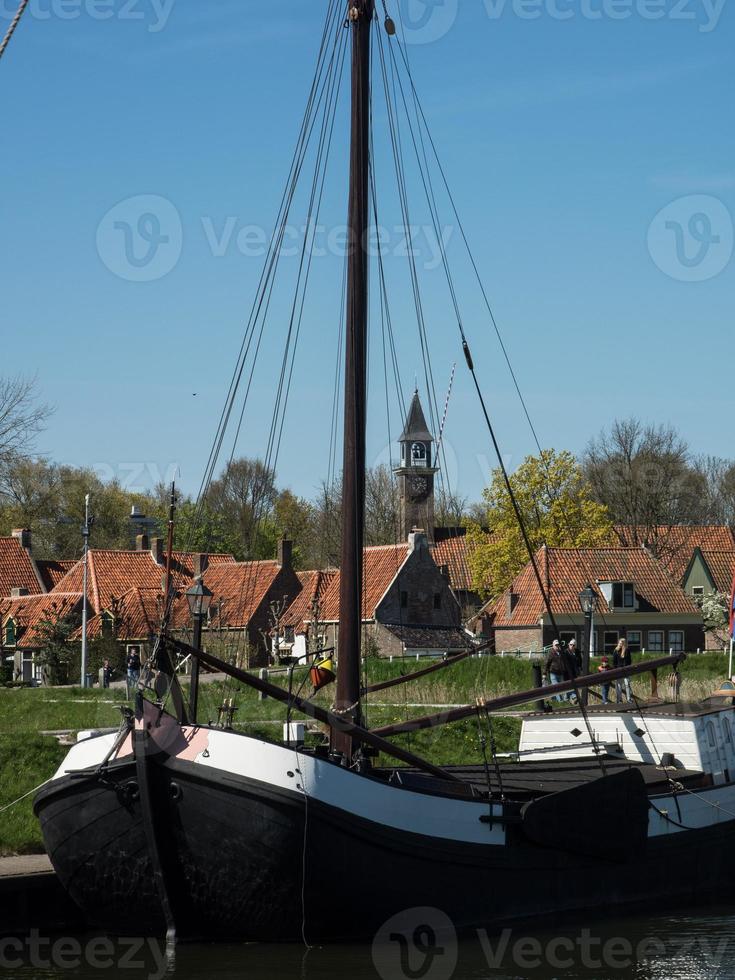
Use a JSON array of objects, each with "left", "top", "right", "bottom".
[
  {"left": 126, "top": 647, "right": 141, "bottom": 698},
  {"left": 598, "top": 656, "right": 611, "bottom": 704},
  {"left": 613, "top": 638, "right": 632, "bottom": 703},
  {"left": 545, "top": 639, "right": 566, "bottom": 702}
]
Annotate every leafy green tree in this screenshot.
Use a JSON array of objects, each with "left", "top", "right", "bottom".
[{"left": 468, "top": 449, "right": 613, "bottom": 598}]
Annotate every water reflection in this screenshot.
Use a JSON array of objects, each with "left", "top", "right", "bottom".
[{"left": 3, "top": 907, "right": 734, "bottom": 980}]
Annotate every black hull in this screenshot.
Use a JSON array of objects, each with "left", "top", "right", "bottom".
[{"left": 35, "top": 754, "right": 735, "bottom": 943}]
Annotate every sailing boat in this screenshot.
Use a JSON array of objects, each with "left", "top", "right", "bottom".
[{"left": 35, "top": 1, "right": 735, "bottom": 942}]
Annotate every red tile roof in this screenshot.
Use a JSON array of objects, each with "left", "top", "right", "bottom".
[
  {"left": 36, "top": 559, "right": 76, "bottom": 592},
  {"left": 485, "top": 547, "right": 699, "bottom": 627},
  {"left": 75, "top": 588, "right": 167, "bottom": 642},
  {"left": 0, "top": 538, "right": 45, "bottom": 596},
  {"left": 431, "top": 534, "right": 475, "bottom": 592},
  {"left": 319, "top": 544, "right": 407, "bottom": 622},
  {"left": 280, "top": 569, "right": 338, "bottom": 634},
  {"left": 52, "top": 550, "right": 236, "bottom": 614},
  {"left": 614, "top": 525, "right": 735, "bottom": 582},
  {"left": 0, "top": 592, "right": 83, "bottom": 648},
  {"left": 200, "top": 561, "right": 286, "bottom": 629},
  {"left": 699, "top": 551, "right": 735, "bottom": 595}
]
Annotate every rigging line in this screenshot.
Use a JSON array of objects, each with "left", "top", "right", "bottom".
[
  {"left": 205, "top": 12, "right": 348, "bottom": 641},
  {"left": 381, "top": 33, "right": 452, "bottom": 494},
  {"left": 385, "top": 33, "right": 613, "bottom": 639},
  {"left": 271, "top": 28, "right": 349, "bottom": 471},
  {"left": 376, "top": 42, "right": 446, "bottom": 515},
  {"left": 190, "top": 0, "right": 344, "bottom": 527},
  {"left": 227, "top": 12, "right": 348, "bottom": 471},
  {"left": 378, "top": 30, "right": 454, "bottom": 511},
  {"left": 0, "top": 0, "right": 30, "bottom": 61},
  {"left": 392, "top": 37, "right": 545, "bottom": 462}
]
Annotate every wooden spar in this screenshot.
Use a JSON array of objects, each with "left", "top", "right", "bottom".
[
  {"left": 335, "top": 0, "right": 374, "bottom": 761},
  {"left": 168, "top": 638, "right": 461, "bottom": 783},
  {"left": 362, "top": 643, "right": 490, "bottom": 695},
  {"left": 372, "top": 654, "right": 686, "bottom": 738}
]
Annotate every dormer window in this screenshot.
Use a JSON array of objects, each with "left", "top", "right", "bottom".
[
  {"left": 603, "top": 582, "right": 635, "bottom": 609},
  {"left": 411, "top": 442, "right": 427, "bottom": 465}
]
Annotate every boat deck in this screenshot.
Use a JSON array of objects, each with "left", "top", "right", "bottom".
[{"left": 377, "top": 756, "right": 708, "bottom": 801}]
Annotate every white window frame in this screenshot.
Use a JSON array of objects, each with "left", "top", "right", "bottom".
[
  {"left": 648, "top": 630, "right": 664, "bottom": 653},
  {"left": 692, "top": 586, "right": 705, "bottom": 599},
  {"left": 668, "top": 630, "right": 685, "bottom": 654},
  {"left": 627, "top": 630, "right": 642, "bottom": 653}
]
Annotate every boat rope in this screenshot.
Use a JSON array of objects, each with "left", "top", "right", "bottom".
[
  {"left": 0, "top": 777, "right": 50, "bottom": 813},
  {"left": 295, "top": 745, "right": 312, "bottom": 950},
  {"left": 382, "top": 22, "right": 621, "bottom": 644},
  {"left": 0, "top": 0, "right": 30, "bottom": 62},
  {"left": 478, "top": 697, "right": 506, "bottom": 801},
  {"left": 474, "top": 700, "right": 494, "bottom": 818}
]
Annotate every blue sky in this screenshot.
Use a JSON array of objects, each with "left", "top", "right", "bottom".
[{"left": 1, "top": 0, "right": 732, "bottom": 505}]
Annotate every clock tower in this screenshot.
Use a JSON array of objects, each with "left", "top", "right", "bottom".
[{"left": 394, "top": 390, "right": 438, "bottom": 544}]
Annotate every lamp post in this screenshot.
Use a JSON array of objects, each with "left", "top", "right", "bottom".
[
  {"left": 80, "top": 495, "right": 94, "bottom": 688},
  {"left": 185, "top": 576, "right": 213, "bottom": 723},
  {"left": 578, "top": 584, "right": 598, "bottom": 706}
]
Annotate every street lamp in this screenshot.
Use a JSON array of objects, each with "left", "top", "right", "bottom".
[
  {"left": 186, "top": 576, "right": 213, "bottom": 722},
  {"left": 578, "top": 584, "right": 598, "bottom": 705}
]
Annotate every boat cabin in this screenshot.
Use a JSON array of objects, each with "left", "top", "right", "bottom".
[{"left": 519, "top": 701, "right": 735, "bottom": 784}]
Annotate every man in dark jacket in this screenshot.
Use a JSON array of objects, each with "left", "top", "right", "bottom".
[{"left": 545, "top": 640, "right": 565, "bottom": 701}]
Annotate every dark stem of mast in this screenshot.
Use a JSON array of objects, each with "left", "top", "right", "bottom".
[{"left": 335, "top": 0, "right": 373, "bottom": 760}]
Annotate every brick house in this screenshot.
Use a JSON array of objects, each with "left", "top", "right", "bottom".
[
  {"left": 682, "top": 549, "right": 735, "bottom": 650},
  {"left": 1, "top": 592, "right": 83, "bottom": 682},
  {"left": 283, "top": 531, "right": 470, "bottom": 660},
  {"left": 475, "top": 546, "right": 705, "bottom": 656},
  {"left": 75, "top": 540, "right": 302, "bottom": 668}
]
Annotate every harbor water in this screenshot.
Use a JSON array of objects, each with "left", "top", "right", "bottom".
[{"left": 2, "top": 906, "right": 734, "bottom": 980}]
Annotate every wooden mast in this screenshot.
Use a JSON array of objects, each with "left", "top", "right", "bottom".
[{"left": 334, "top": 0, "right": 374, "bottom": 761}]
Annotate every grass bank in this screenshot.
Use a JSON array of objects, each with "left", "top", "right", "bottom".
[{"left": 0, "top": 650, "right": 728, "bottom": 855}]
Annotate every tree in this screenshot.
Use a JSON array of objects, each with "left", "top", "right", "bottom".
[
  {"left": 205, "top": 458, "right": 279, "bottom": 560},
  {"left": 468, "top": 449, "right": 613, "bottom": 597},
  {"left": 699, "top": 591, "right": 730, "bottom": 649},
  {"left": 692, "top": 456, "right": 735, "bottom": 525},
  {"left": 584, "top": 420, "right": 707, "bottom": 546},
  {"left": 0, "top": 458, "right": 157, "bottom": 558},
  {"left": 365, "top": 465, "right": 400, "bottom": 546},
  {"left": 435, "top": 488, "right": 469, "bottom": 527},
  {"left": 0, "top": 376, "right": 52, "bottom": 478}
]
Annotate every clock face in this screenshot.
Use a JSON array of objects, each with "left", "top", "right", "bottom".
[{"left": 409, "top": 476, "right": 428, "bottom": 498}]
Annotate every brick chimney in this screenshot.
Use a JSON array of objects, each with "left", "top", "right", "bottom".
[
  {"left": 151, "top": 537, "right": 164, "bottom": 565},
  {"left": 193, "top": 553, "right": 209, "bottom": 578},
  {"left": 11, "top": 529, "right": 32, "bottom": 553},
  {"left": 408, "top": 529, "right": 429, "bottom": 554},
  {"left": 11, "top": 587, "right": 30, "bottom": 598},
  {"left": 135, "top": 533, "right": 149, "bottom": 552},
  {"left": 277, "top": 538, "right": 293, "bottom": 569}
]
